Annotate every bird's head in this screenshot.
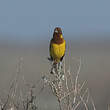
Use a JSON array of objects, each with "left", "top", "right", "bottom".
[{"left": 53, "top": 27, "right": 63, "bottom": 38}]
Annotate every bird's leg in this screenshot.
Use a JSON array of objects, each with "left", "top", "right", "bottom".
[
  {"left": 50, "top": 61, "right": 56, "bottom": 74},
  {"left": 59, "top": 62, "right": 65, "bottom": 80},
  {"left": 55, "top": 62, "right": 63, "bottom": 80},
  {"left": 58, "top": 62, "right": 62, "bottom": 71},
  {"left": 55, "top": 62, "right": 59, "bottom": 73},
  {"left": 60, "top": 61, "right": 63, "bottom": 69}
]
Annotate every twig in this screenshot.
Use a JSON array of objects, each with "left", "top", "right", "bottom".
[
  {"left": 74, "top": 57, "right": 81, "bottom": 103},
  {"left": 73, "top": 88, "right": 89, "bottom": 110},
  {"left": 91, "top": 97, "right": 96, "bottom": 110},
  {"left": 79, "top": 95, "right": 88, "bottom": 110}
]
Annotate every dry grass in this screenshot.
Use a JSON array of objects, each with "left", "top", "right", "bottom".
[
  {"left": 0, "top": 57, "right": 38, "bottom": 110},
  {"left": 0, "top": 56, "right": 98, "bottom": 110},
  {"left": 42, "top": 57, "right": 96, "bottom": 110}
]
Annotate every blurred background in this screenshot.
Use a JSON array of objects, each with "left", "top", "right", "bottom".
[{"left": 0, "top": 0, "right": 110, "bottom": 110}]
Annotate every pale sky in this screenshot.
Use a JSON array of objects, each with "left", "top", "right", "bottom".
[{"left": 0, "top": 0, "right": 110, "bottom": 42}]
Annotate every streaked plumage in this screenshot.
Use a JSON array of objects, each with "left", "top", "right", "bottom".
[{"left": 49, "top": 27, "right": 66, "bottom": 63}]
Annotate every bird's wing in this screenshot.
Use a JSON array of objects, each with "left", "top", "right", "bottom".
[
  {"left": 60, "top": 40, "right": 66, "bottom": 61},
  {"left": 49, "top": 39, "right": 53, "bottom": 61}
]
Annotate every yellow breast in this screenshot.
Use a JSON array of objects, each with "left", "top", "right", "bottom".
[{"left": 50, "top": 40, "right": 66, "bottom": 62}]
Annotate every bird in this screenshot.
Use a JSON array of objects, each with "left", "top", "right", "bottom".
[{"left": 49, "top": 27, "right": 66, "bottom": 64}]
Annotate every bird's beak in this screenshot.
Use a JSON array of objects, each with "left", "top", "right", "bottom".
[{"left": 54, "top": 30, "right": 58, "bottom": 33}]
